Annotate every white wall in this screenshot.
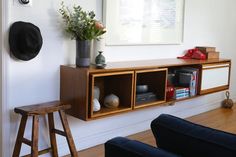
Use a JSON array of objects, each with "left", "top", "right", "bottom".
[
  {"left": 2, "top": 0, "right": 236, "bottom": 156},
  {"left": 0, "top": 0, "right": 3, "bottom": 155}
]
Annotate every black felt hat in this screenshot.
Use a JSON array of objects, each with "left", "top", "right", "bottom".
[{"left": 9, "top": 21, "right": 43, "bottom": 61}]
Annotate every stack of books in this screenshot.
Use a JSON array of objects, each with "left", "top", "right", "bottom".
[
  {"left": 176, "top": 67, "right": 199, "bottom": 97},
  {"left": 175, "top": 87, "right": 190, "bottom": 99},
  {"left": 136, "top": 92, "right": 157, "bottom": 104},
  {"left": 196, "top": 46, "right": 219, "bottom": 59},
  {"left": 168, "top": 67, "right": 200, "bottom": 100}
]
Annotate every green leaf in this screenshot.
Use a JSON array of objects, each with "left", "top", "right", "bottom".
[{"left": 59, "top": 1, "right": 106, "bottom": 40}]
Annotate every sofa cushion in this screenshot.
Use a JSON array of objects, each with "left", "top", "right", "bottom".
[
  {"left": 151, "top": 114, "right": 236, "bottom": 157},
  {"left": 105, "top": 137, "right": 180, "bottom": 157}
]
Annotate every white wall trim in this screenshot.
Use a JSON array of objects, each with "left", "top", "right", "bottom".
[
  {"left": 0, "top": 0, "right": 2, "bottom": 154},
  {"left": 1, "top": 0, "right": 10, "bottom": 156}
]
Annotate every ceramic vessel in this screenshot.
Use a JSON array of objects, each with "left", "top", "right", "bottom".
[
  {"left": 76, "top": 40, "right": 91, "bottom": 67},
  {"left": 93, "top": 99, "right": 101, "bottom": 112},
  {"left": 91, "top": 38, "right": 105, "bottom": 64},
  {"left": 95, "top": 51, "right": 106, "bottom": 65},
  {"left": 104, "top": 94, "right": 119, "bottom": 108},
  {"left": 94, "top": 86, "right": 100, "bottom": 100}
]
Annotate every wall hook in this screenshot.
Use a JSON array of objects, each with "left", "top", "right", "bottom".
[{"left": 19, "top": 0, "right": 29, "bottom": 5}]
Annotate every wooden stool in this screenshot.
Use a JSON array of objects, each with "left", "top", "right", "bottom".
[{"left": 12, "top": 101, "right": 78, "bottom": 157}]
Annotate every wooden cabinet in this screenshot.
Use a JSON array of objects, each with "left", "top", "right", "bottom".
[
  {"left": 200, "top": 62, "right": 230, "bottom": 94},
  {"left": 60, "top": 58, "right": 231, "bottom": 120}
]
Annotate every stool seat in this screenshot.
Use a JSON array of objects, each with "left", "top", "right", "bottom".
[
  {"left": 14, "top": 101, "right": 71, "bottom": 116},
  {"left": 12, "top": 101, "right": 78, "bottom": 157}
]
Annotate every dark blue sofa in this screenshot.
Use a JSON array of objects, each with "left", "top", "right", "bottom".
[{"left": 105, "top": 114, "right": 236, "bottom": 157}]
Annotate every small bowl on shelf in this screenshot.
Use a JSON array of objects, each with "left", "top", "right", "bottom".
[{"left": 136, "top": 85, "right": 148, "bottom": 94}]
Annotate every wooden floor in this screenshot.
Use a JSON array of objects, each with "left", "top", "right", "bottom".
[{"left": 65, "top": 105, "right": 236, "bottom": 157}]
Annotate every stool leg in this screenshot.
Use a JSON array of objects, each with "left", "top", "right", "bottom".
[
  {"left": 48, "top": 113, "right": 59, "bottom": 157},
  {"left": 31, "top": 115, "right": 39, "bottom": 157},
  {"left": 13, "top": 115, "right": 28, "bottom": 157},
  {"left": 59, "top": 110, "right": 78, "bottom": 157}
]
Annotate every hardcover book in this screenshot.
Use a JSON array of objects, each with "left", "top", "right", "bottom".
[
  {"left": 196, "top": 46, "right": 216, "bottom": 53},
  {"left": 176, "top": 67, "right": 199, "bottom": 96},
  {"left": 175, "top": 87, "right": 190, "bottom": 94},
  {"left": 205, "top": 51, "right": 219, "bottom": 59},
  {"left": 175, "top": 92, "right": 189, "bottom": 99}
]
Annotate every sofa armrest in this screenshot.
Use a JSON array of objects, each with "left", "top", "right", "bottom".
[
  {"left": 151, "top": 114, "right": 236, "bottom": 157},
  {"left": 105, "top": 137, "right": 180, "bottom": 157}
]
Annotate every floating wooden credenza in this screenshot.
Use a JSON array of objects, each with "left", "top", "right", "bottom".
[{"left": 60, "top": 58, "right": 231, "bottom": 120}]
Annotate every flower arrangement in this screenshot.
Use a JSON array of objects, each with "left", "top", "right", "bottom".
[{"left": 59, "top": 2, "right": 106, "bottom": 41}]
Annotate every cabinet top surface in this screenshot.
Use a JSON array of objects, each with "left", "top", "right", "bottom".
[{"left": 63, "top": 58, "right": 230, "bottom": 72}]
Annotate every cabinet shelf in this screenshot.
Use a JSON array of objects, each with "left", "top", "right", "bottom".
[
  {"left": 135, "top": 100, "right": 166, "bottom": 109},
  {"left": 166, "top": 95, "right": 201, "bottom": 104},
  {"left": 92, "top": 106, "right": 132, "bottom": 118}
]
